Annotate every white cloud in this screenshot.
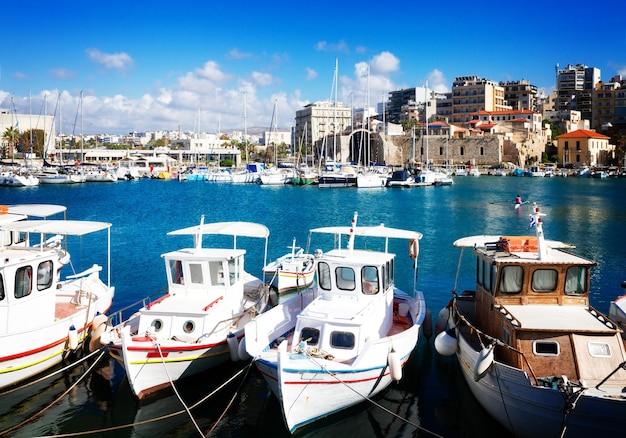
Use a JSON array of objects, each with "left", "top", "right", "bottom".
[
  {"left": 85, "top": 48, "right": 133, "bottom": 72},
  {"left": 427, "top": 69, "right": 449, "bottom": 93},
  {"left": 50, "top": 68, "right": 75, "bottom": 80},
  {"left": 227, "top": 48, "right": 253, "bottom": 59},
  {"left": 305, "top": 67, "right": 318, "bottom": 80},
  {"left": 370, "top": 51, "right": 400, "bottom": 75},
  {"left": 314, "top": 40, "right": 349, "bottom": 53},
  {"left": 251, "top": 71, "right": 273, "bottom": 87}
]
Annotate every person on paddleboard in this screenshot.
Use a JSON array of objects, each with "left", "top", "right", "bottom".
[{"left": 515, "top": 194, "right": 522, "bottom": 205}]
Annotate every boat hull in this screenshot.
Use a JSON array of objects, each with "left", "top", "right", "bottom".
[
  {"left": 250, "top": 292, "right": 426, "bottom": 433},
  {"left": 108, "top": 326, "right": 241, "bottom": 398},
  {"left": 0, "top": 285, "right": 114, "bottom": 390},
  {"left": 455, "top": 328, "right": 626, "bottom": 437}
]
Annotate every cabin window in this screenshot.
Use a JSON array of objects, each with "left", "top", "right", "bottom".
[
  {"left": 300, "top": 327, "right": 320, "bottom": 345},
  {"left": 531, "top": 269, "right": 557, "bottom": 293},
  {"left": 209, "top": 261, "right": 225, "bottom": 285},
  {"left": 331, "top": 331, "right": 355, "bottom": 349},
  {"left": 151, "top": 319, "right": 163, "bottom": 332},
  {"left": 183, "top": 320, "right": 195, "bottom": 333},
  {"left": 491, "top": 265, "right": 497, "bottom": 292},
  {"left": 361, "top": 266, "right": 379, "bottom": 295},
  {"left": 500, "top": 266, "right": 523, "bottom": 294},
  {"left": 588, "top": 342, "right": 611, "bottom": 358},
  {"left": 228, "top": 258, "right": 239, "bottom": 284},
  {"left": 477, "top": 258, "right": 484, "bottom": 287},
  {"left": 318, "top": 262, "right": 332, "bottom": 290},
  {"left": 336, "top": 267, "right": 355, "bottom": 291},
  {"left": 389, "top": 259, "right": 394, "bottom": 285},
  {"left": 15, "top": 266, "right": 32, "bottom": 298},
  {"left": 0, "top": 273, "right": 4, "bottom": 300},
  {"left": 171, "top": 260, "right": 184, "bottom": 284},
  {"left": 564, "top": 266, "right": 587, "bottom": 295},
  {"left": 502, "top": 327, "right": 511, "bottom": 346},
  {"left": 484, "top": 261, "right": 492, "bottom": 293},
  {"left": 189, "top": 263, "right": 204, "bottom": 285},
  {"left": 533, "top": 341, "right": 559, "bottom": 356},
  {"left": 37, "top": 261, "right": 53, "bottom": 291}
]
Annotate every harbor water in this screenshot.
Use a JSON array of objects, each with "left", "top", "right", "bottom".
[{"left": 1, "top": 175, "right": 624, "bottom": 437}]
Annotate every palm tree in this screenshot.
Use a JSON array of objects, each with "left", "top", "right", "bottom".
[{"left": 2, "top": 126, "right": 19, "bottom": 161}]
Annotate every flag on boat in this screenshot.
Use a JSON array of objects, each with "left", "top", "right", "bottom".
[{"left": 529, "top": 216, "right": 537, "bottom": 228}]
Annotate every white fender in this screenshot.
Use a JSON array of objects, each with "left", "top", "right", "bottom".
[
  {"left": 227, "top": 333, "right": 240, "bottom": 361},
  {"left": 388, "top": 350, "right": 402, "bottom": 381},
  {"left": 473, "top": 344, "right": 494, "bottom": 381},
  {"left": 68, "top": 325, "right": 79, "bottom": 350},
  {"left": 238, "top": 337, "right": 250, "bottom": 361},
  {"left": 89, "top": 313, "right": 108, "bottom": 352},
  {"left": 434, "top": 329, "right": 457, "bottom": 356},
  {"left": 435, "top": 306, "right": 450, "bottom": 335}
]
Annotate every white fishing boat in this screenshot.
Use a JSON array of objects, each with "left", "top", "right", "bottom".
[
  {"left": 245, "top": 212, "right": 428, "bottom": 434},
  {"left": 262, "top": 238, "right": 316, "bottom": 302},
  {"left": 434, "top": 203, "right": 626, "bottom": 437},
  {"left": 101, "top": 217, "right": 272, "bottom": 399},
  {"left": 0, "top": 213, "right": 115, "bottom": 390}
]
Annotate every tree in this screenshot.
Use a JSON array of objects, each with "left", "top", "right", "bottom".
[
  {"left": 2, "top": 126, "right": 19, "bottom": 160},
  {"left": 19, "top": 129, "right": 45, "bottom": 157}
]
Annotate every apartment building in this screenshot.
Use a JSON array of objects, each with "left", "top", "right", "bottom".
[
  {"left": 294, "top": 101, "right": 352, "bottom": 147},
  {"left": 593, "top": 75, "right": 626, "bottom": 130},
  {"left": 500, "top": 80, "right": 538, "bottom": 111},
  {"left": 555, "top": 63, "right": 601, "bottom": 126}
]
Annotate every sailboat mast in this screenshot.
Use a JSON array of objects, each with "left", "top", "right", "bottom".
[
  {"left": 80, "top": 90, "right": 84, "bottom": 164},
  {"left": 243, "top": 92, "right": 248, "bottom": 164},
  {"left": 424, "top": 81, "right": 429, "bottom": 167}
]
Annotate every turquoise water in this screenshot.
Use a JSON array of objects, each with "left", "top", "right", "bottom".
[{"left": 1, "top": 176, "right": 625, "bottom": 437}]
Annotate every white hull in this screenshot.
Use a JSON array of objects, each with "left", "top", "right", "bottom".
[
  {"left": 0, "top": 172, "right": 40, "bottom": 187},
  {"left": 250, "top": 292, "right": 425, "bottom": 433},
  {"left": 356, "top": 173, "right": 386, "bottom": 188},
  {"left": 0, "top": 282, "right": 114, "bottom": 389},
  {"left": 455, "top": 332, "right": 626, "bottom": 437}
]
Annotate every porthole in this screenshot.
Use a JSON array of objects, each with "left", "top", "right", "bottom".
[
  {"left": 183, "top": 320, "right": 195, "bottom": 333},
  {"left": 151, "top": 319, "right": 163, "bottom": 332}
]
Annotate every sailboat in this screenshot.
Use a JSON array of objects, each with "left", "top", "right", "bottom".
[
  {"left": 318, "top": 59, "right": 358, "bottom": 188},
  {"left": 0, "top": 97, "right": 39, "bottom": 187},
  {"left": 38, "top": 93, "right": 86, "bottom": 184},
  {"left": 260, "top": 100, "right": 293, "bottom": 185},
  {"left": 232, "top": 92, "right": 263, "bottom": 183}
]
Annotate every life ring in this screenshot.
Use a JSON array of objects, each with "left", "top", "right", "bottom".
[{"left": 408, "top": 239, "right": 419, "bottom": 260}]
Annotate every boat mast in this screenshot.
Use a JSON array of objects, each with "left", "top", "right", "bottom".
[
  {"left": 424, "top": 81, "right": 429, "bottom": 168},
  {"left": 243, "top": 92, "right": 248, "bottom": 165}
]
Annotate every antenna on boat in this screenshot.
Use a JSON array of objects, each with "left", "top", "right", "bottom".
[
  {"left": 195, "top": 215, "right": 205, "bottom": 250},
  {"left": 530, "top": 203, "right": 547, "bottom": 260},
  {"left": 348, "top": 211, "right": 358, "bottom": 255}
]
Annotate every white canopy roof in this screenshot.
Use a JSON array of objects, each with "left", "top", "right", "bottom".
[
  {"left": 2, "top": 220, "right": 111, "bottom": 236},
  {"left": 6, "top": 204, "right": 67, "bottom": 218},
  {"left": 453, "top": 235, "right": 575, "bottom": 249},
  {"left": 168, "top": 221, "right": 269, "bottom": 239},
  {"left": 310, "top": 225, "right": 422, "bottom": 241}
]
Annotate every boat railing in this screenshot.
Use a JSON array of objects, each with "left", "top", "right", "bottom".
[
  {"left": 106, "top": 290, "right": 166, "bottom": 327},
  {"left": 453, "top": 302, "right": 540, "bottom": 385}
]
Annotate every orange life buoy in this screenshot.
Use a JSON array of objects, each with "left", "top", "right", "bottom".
[{"left": 408, "top": 239, "right": 418, "bottom": 260}]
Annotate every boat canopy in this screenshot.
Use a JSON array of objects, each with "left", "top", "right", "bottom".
[
  {"left": 5, "top": 204, "right": 67, "bottom": 219},
  {"left": 2, "top": 219, "right": 111, "bottom": 236},
  {"left": 168, "top": 220, "right": 270, "bottom": 267},
  {"left": 168, "top": 221, "right": 270, "bottom": 239},
  {"left": 453, "top": 235, "right": 575, "bottom": 249},
  {"left": 310, "top": 225, "right": 422, "bottom": 241}
]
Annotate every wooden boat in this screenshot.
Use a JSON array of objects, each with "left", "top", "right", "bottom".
[
  {"left": 434, "top": 203, "right": 626, "bottom": 437},
  {"left": 0, "top": 211, "right": 114, "bottom": 390},
  {"left": 101, "top": 217, "right": 271, "bottom": 399},
  {"left": 245, "top": 212, "right": 428, "bottom": 433},
  {"left": 262, "top": 237, "right": 316, "bottom": 301}
]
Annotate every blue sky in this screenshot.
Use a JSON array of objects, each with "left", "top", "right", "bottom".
[{"left": 1, "top": 1, "right": 624, "bottom": 135}]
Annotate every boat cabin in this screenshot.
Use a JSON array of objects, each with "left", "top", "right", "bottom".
[
  {"left": 467, "top": 235, "right": 626, "bottom": 387},
  {"left": 293, "top": 249, "right": 394, "bottom": 362},
  {"left": 136, "top": 247, "right": 262, "bottom": 342}
]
